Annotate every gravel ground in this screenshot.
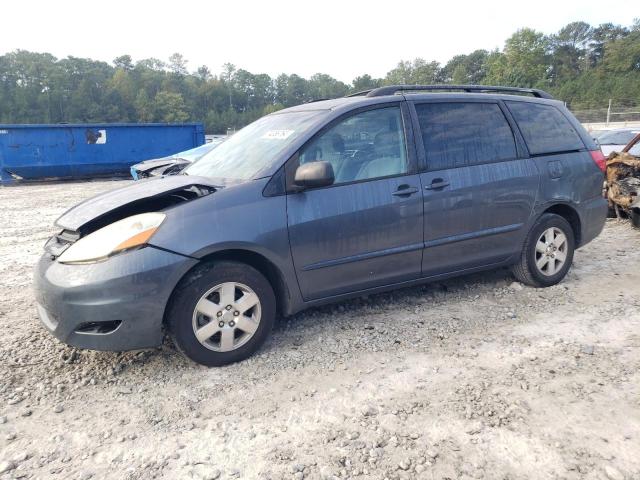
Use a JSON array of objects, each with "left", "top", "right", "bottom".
[{"left": 0, "top": 179, "right": 639, "bottom": 480}]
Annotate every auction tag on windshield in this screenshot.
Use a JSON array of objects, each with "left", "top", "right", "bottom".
[{"left": 262, "top": 129, "right": 294, "bottom": 140}]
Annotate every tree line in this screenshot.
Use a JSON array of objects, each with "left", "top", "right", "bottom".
[{"left": 1, "top": 20, "right": 639, "bottom": 133}]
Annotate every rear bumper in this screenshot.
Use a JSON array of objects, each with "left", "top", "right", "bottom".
[
  {"left": 33, "top": 246, "right": 197, "bottom": 351},
  {"left": 578, "top": 196, "right": 608, "bottom": 248}
]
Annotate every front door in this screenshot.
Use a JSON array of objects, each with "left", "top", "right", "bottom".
[{"left": 286, "top": 104, "right": 424, "bottom": 301}]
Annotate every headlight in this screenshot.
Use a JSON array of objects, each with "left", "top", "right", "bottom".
[{"left": 57, "top": 213, "right": 166, "bottom": 264}]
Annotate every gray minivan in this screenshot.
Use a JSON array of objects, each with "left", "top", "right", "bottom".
[{"left": 34, "top": 85, "right": 608, "bottom": 366}]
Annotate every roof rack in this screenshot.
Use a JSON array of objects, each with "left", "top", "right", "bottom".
[
  {"left": 346, "top": 89, "right": 375, "bottom": 97},
  {"left": 352, "top": 84, "right": 554, "bottom": 99}
]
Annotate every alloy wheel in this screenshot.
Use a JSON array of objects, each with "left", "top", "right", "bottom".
[
  {"left": 534, "top": 227, "right": 568, "bottom": 276},
  {"left": 191, "top": 282, "right": 261, "bottom": 352}
]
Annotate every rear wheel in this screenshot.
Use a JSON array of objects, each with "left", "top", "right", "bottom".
[
  {"left": 512, "top": 213, "right": 575, "bottom": 287},
  {"left": 167, "top": 261, "right": 275, "bottom": 366}
]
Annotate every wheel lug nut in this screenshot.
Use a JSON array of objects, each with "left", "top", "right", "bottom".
[
  {"left": 226, "top": 305, "right": 232, "bottom": 310},
  {"left": 218, "top": 321, "right": 225, "bottom": 327},
  {"left": 229, "top": 321, "right": 235, "bottom": 327},
  {"left": 234, "top": 311, "right": 239, "bottom": 316},
  {"left": 217, "top": 311, "right": 222, "bottom": 317}
]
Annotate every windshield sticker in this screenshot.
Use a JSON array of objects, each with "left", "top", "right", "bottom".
[{"left": 261, "top": 129, "right": 294, "bottom": 140}]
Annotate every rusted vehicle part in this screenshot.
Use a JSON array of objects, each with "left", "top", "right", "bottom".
[
  {"left": 606, "top": 132, "right": 640, "bottom": 228},
  {"left": 622, "top": 132, "right": 640, "bottom": 153}
]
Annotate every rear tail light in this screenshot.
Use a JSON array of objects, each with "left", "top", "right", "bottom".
[{"left": 590, "top": 150, "right": 607, "bottom": 173}]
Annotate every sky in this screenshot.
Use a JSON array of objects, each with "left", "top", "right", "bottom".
[{"left": 0, "top": 0, "right": 636, "bottom": 83}]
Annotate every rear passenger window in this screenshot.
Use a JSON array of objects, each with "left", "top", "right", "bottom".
[
  {"left": 506, "top": 101, "right": 584, "bottom": 155},
  {"left": 415, "top": 102, "right": 517, "bottom": 170}
]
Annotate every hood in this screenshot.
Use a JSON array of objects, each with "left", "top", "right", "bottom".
[
  {"left": 55, "top": 175, "right": 219, "bottom": 233},
  {"left": 132, "top": 157, "right": 190, "bottom": 172}
]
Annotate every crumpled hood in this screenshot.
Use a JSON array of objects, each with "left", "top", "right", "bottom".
[
  {"left": 132, "top": 157, "right": 190, "bottom": 173},
  {"left": 55, "top": 175, "right": 219, "bottom": 232}
]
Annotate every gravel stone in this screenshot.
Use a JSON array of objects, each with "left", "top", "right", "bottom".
[
  {"left": 603, "top": 465, "right": 625, "bottom": 480},
  {"left": 0, "top": 462, "right": 15, "bottom": 474}
]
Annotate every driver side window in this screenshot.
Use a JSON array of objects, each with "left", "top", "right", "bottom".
[{"left": 299, "top": 106, "right": 408, "bottom": 185}]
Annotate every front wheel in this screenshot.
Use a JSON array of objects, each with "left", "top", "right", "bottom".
[
  {"left": 511, "top": 213, "right": 575, "bottom": 287},
  {"left": 167, "top": 261, "right": 276, "bottom": 366}
]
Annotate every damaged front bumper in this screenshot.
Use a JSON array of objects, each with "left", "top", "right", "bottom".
[{"left": 34, "top": 245, "right": 197, "bottom": 351}]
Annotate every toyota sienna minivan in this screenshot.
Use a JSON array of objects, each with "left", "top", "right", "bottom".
[{"left": 34, "top": 85, "right": 608, "bottom": 366}]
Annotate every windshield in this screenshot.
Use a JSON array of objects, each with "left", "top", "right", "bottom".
[{"left": 185, "top": 111, "right": 323, "bottom": 180}]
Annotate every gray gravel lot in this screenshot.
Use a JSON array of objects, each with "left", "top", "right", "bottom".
[{"left": 0, "top": 179, "right": 639, "bottom": 480}]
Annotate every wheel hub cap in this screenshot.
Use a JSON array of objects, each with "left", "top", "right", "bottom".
[
  {"left": 534, "top": 227, "right": 568, "bottom": 277},
  {"left": 192, "top": 282, "right": 261, "bottom": 352}
]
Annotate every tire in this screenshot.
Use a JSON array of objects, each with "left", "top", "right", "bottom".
[
  {"left": 511, "top": 213, "right": 575, "bottom": 288},
  {"left": 167, "top": 261, "right": 276, "bottom": 366}
]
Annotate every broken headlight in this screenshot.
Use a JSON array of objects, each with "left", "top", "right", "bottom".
[{"left": 57, "top": 213, "right": 166, "bottom": 264}]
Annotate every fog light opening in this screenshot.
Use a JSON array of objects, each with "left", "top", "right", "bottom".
[{"left": 75, "top": 320, "right": 122, "bottom": 335}]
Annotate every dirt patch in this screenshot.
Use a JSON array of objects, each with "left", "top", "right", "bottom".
[{"left": 0, "top": 180, "right": 639, "bottom": 480}]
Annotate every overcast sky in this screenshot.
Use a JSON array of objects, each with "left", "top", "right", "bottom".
[{"left": 1, "top": 0, "right": 636, "bottom": 83}]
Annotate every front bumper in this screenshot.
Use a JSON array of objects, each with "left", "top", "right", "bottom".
[{"left": 34, "top": 245, "right": 197, "bottom": 351}]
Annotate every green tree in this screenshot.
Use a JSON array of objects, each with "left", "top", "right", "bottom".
[
  {"left": 134, "top": 90, "right": 153, "bottom": 122},
  {"left": 195, "top": 65, "right": 212, "bottom": 81},
  {"left": 308, "top": 73, "right": 349, "bottom": 99},
  {"left": 588, "top": 23, "right": 629, "bottom": 65},
  {"left": 385, "top": 58, "right": 440, "bottom": 85},
  {"left": 441, "top": 50, "right": 488, "bottom": 84},
  {"left": 113, "top": 55, "right": 133, "bottom": 71},
  {"left": 153, "top": 91, "right": 189, "bottom": 122},
  {"left": 168, "top": 53, "right": 188, "bottom": 75},
  {"left": 352, "top": 74, "right": 382, "bottom": 91},
  {"left": 486, "top": 28, "right": 550, "bottom": 87},
  {"left": 602, "top": 28, "right": 640, "bottom": 73}
]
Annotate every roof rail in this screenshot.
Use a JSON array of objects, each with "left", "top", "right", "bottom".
[
  {"left": 363, "top": 84, "right": 554, "bottom": 99},
  {"left": 346, "top": 89, "right": 375, "bottom": 97}
]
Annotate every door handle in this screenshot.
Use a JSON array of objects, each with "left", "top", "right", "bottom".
[
  {"left": 392, "top": 185, "right": 419, "bottom": 197},
  {"left": 424, "top": 179, "right": 450, "bottom": 190}
]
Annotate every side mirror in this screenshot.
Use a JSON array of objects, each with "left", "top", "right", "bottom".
[{"left": 294, "top": 161, "right": 334, "bottom": 188}]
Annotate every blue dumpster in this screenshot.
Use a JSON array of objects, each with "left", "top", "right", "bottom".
[{"left": 0, "top": 123, "right": 205, "bottom": 183}]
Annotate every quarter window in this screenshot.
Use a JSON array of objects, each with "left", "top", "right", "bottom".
[
  {"left": 414, "top": 102, "right": 517, "bottom": 170},
  {"left": 506, "top": 101, "right": 584, "bottom": 155},
  {"left": 299, "top": 107, "right": 408, "bottom": 184}
]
